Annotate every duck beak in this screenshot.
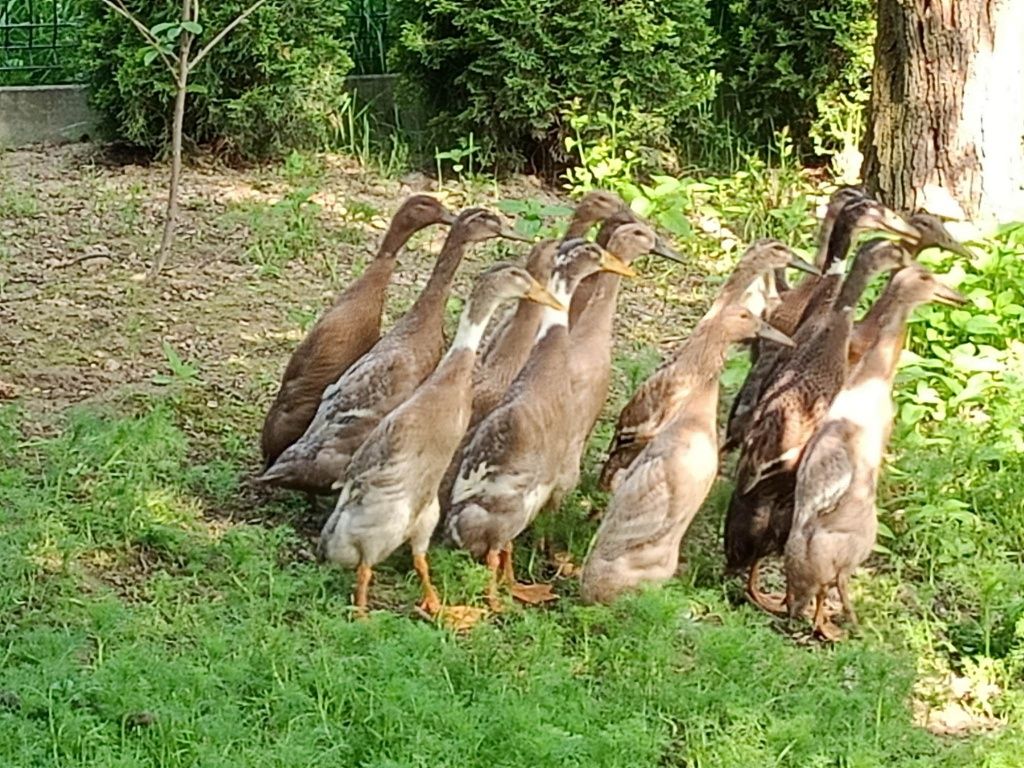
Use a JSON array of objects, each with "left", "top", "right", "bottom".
[
  {"left": 786, "top": 255, "right": 820, "bottom": 275},
  {"left": 868, "top": 206, "right": 922, "bottom": 244},
  {"left": 756, "top": 322, "right": 796, "bottom": 347},
  {"left": 652, "top": 237, "right": 685, "bottom": 264},
  {"left": 523, "top": 280, "right": 566, "bottom": 311},
  {"left": 439, "top": 210, "right": 457, "bottom": 226},
  {"left": 932, "top": 283, "right": 968, "bottom": 307},
  {"left": 934, "top": 233, "right": 974, "bottom": 259},
  {"left": 499, "top": 226, "right": 535, "bottom": 243},
  {"left": 599, "top": 249, "right": 637, "bottom": 278}
]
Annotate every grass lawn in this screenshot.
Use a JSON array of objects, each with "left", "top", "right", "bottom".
[{"left": 2, "top": 145, "right": 1022, "bottom": 766}]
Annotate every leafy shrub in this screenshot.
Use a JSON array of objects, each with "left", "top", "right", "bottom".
[
  {"left": 710, "top": 0, "right": 874, "bottom": 159},
  {"left": 394, "top": 0, "right": 717, "bottom": 173},
  {"left": 81, "top": 0, "right": 354, "bottom": 158}
]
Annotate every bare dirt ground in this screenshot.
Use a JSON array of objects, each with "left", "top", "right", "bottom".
[{"left": 0, "top": 141, "right": 709, "bottom": 461}]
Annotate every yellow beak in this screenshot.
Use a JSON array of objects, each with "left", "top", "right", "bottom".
[
  {"left": 598, "top": 249, "right": 636, "bottom": 278},
  {"left": 524, "top": 281, "right": 566, "bottom": 311}
]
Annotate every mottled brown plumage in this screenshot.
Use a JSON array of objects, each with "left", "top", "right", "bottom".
[
  {"left": 723, "top": 195, "right": 921, "bottom": 455},
  {"left": 785, "top": 264, "right": 966, "bottom": 639},
  {"left": 316, "top": 264, "right": 561, "bottom": 617},
  {"left": 725, "top": 240, "right": 916, "bottom": 612},
  {"left": 260, "top": 195, "right": 454, "bottom": 468},
  {"left": 443, "top": 240, "right": 634, "bottom": 608},
  {"left": 260, "top": 208, "right": 530, "bottom": 494}
]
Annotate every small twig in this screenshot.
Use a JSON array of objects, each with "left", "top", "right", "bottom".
[
  {"left": 51, "top": 252, "right": 113, "bottom": 270},
  {"left": 99, "top": 0, "right": 179, "bottom": 82},
  {"left": 189, "top": 0, "right": 268, "bottom": 70}
]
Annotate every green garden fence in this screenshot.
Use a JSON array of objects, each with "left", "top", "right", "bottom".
[
  {"left": 0, "top": 0, "right": 82, "bottom": 85},
  {"left": 1, "top": 1, "right": 391, "bottom": 86}
]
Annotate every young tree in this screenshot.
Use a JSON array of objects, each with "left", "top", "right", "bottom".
[
  {"left": 862, "top": 0, "right": 1024, "bottom": 224},
  {"left": 101, "top": 0, "right": 266, "bottom": 278}
]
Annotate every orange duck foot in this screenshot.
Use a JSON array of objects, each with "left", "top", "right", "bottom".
[
  {"left": 747, "top": 588, "right": 787, "bottom": 616},
  {"left": 813, "top": 619, "right": 846, "bottom": 642}
]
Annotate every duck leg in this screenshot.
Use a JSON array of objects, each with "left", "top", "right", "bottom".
[
  {"left": 812, "top": 584, "right": 844, "bottom": 641},
  {"left": 485, "top": 548, "right": 504, "bottom": 612},
  {"left": 746, "top": 559, "right": 786, "bottom": 615},
  {"left": 501, "top": 544, "right": 557, "bottom": 605},
  {"left": 412, "top": 554, "right": 441, "bottom": 616},
  {"left": 306, "top": 491, "right": 320, "bottom": 517},
  {"left": 836, "top": 572, "right": 858, "bottom": 629},
  {"left": 409, "top": 499, "right": 442, "bottom": 615},
  {"left": 354, "top": 562, "right": 373, "bottom": 619}
]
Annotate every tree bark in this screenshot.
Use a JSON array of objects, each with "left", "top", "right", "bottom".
[{"left": 862, "top": 0, "right": 1024, "bottom": 224}]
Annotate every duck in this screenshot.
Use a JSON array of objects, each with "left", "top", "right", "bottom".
[
  {"left": 260, "top": 208, "right": 531, "bottom": 494},
  {"left": 472, "top": 192, "right": 636, "bottom": 424},
  {"left": 557, "top": 217, "right": 681, "bottom": 511},
  {"left": 598, "top": 239, "right": 818, "bottom": 493},
  {"left": 848, "top": 212, "right": 973, "bottom": 366},
  {"left": 766, "top": 187, "right": 866, "bottom": 336},
  {"left": 785, "top": 264, "right": 966, "bottom": 639},
  {"left": 723, "top": 194, "right": 920, "bottom": 455},
  {"left": 725, "top": 238, "right": 918, "bottom": 613},
  {"left": 444, "top": 240, "right": 635, "bottom": 609},
  {"left": 260, "top": 195, "right": 454, "bottom": 469},
  {"left": 317, "top": 264, "right": 563, "bottom": 618},
  {"left": 581, "top": 305, "right": 795, "bottom": 604}
]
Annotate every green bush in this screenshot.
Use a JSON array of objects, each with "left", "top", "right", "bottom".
[
  {"left": 710, "top": 0, "right": 874, "bottom": 159},
  {"left": 81, "top": 0, "right": 354, "bottom": 158},
  {"left": 394, "top": 0, "right": 718, "bottom": 172}
]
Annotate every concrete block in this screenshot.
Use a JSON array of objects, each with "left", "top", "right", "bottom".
[{"left": 0, "top": 85, "right": 99, "bottom": 148}]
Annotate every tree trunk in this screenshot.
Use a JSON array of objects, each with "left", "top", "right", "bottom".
[
  {"left": 862, "top": 0, "right": 1024, "bottom": 224},
  {"left": 149, "top": 2, "right": 194, "bottom": 280}
]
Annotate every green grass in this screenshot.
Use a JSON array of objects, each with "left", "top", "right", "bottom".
[{"left": 1, "top": 399, "right": 1021, "bottom": 767}]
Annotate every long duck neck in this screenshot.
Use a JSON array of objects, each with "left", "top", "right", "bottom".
[
  {"left": 835, "top": 250, "right": 881, "bottom": 313},
  {"left": 401, "top": 231, "right": 471, "bottom": 328},
  {"left": 535, "top": 269, "right": 582, "bottom": 341},
  {"left": 667, "top": 316, "right": 735, "bottom": 384},
  {"left": 850, "top": 285, "right": 915, "bottom": 386},
  {"left": 564, "top": 211, "right": 600, "bottom": 240}
]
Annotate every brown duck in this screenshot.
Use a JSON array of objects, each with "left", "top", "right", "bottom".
[
  {"left": 725, "top": 239, "right": 918, "bottom": 613},
  {"left": 260, "top": 195, "right": 454, "bottom": 468},
  {"left": 317, "top": 264, "right": 562, "bottom": 618},
  {"left": 723, "top": 194, "right": 920, "bottom": 455},
  {"left": 444, "top": 239, "right": 634, "bottom": 609},
  {"left": 581, "top": 305, "right": 794, "bottom": 604},
  {"left": 598, "top": 239, "right": 817, "bottom": 492},
  {"left": 260, "top": 208, "right": 530, "bottom": 494},
  {"left": 558, "top": 217, "right": 680, "bottom": 509},
  {"left": 785, "top": 264, "right": 966, "bottom": 639}
]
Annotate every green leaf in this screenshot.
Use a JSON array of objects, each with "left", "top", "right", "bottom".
[
  {"left": 496, "top": 199, "right": 529, "bottom": 214},
  {"left": 658, "top": 208, "right": 692, "bottom": 237},
  {"left": 143, "top": 49, "right": 160, "bottom": 66},
  {"left": 181, "top": 21, "right": 203, "bottom": 35},
  {"left": 150, "top": 22, "right": 176, "bottom": 36}
]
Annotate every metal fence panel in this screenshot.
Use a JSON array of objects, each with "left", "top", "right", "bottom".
[{"left": 0, "top": 0, "right": 82, "bottom": 85}]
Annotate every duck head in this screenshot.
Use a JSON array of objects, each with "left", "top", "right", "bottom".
[
  {"left": 718, "top": 304, "right": 796, "bottom": 347},
  {"left": 889, "top": 263, "right": 968, "bottom": 308},
  {"left": 397, "top": 194, "right": 457, "bottom": 227},
  {"left": 454, "top": 207, "right": 534, "bottom": 244},
  {"left": 907, "top": 212, "right": 974, "bottom": 258}
]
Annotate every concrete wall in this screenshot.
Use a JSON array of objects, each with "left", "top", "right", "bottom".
[
  {"left": 0, "top": 76, "right": 423, "bottom": 149},
  {"left": 0, "top": 85, "right": 99, "bottom": 148}
]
